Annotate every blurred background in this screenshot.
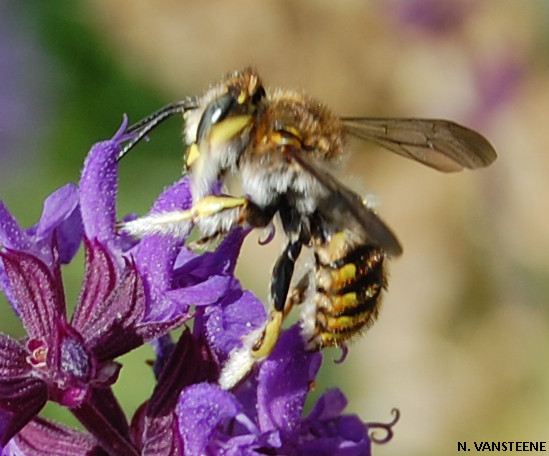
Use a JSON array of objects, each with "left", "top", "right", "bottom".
[{"left": 1, "top": 1, "right": 548, "bottom": 454}]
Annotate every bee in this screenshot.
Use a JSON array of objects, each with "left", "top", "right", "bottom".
[{"left": 119, "top": 68, "right": 496, "bottom": 388}]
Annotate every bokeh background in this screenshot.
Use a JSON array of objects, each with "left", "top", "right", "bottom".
[{"left": 1, "top": 1, "right": 548, "bottom": 454}]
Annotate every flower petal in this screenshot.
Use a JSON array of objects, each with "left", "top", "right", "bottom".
[
  {"left": 256, "top": 325, "right": 322, "bottom": 436},
  {"left": 135, "top": 177, "right": 192, "bottom": 322},
  {"left": 165, "top": 275, "right": 234, "bottom": 308},
  {"left": 305, "top": 388, "right": 348, "bottom": 423},
  {"left": 76, "top": 251, "right": 188, "bottom": 361},
  {"left": 0, "top": 201, "right": 29, "bottom": 253},
  {"left": 0, "top": 334, "right": 32, "bottom": 377},
  {"left": 140, "top": 414, "right": 182, "bottom": 456},
  {"left": 79, "top": 118, "right": 128, "bottom": 253},
  {"left": 0, "top": 249, "right": 64, "bottom": 340},
  {"left": 0, "top": 184, "right": 83, "bottom": 284},
  {"left": 0, "top": 376, "right": 48, "bottom": 448},
  {"left": 71, "top": 239, "right": 117, "bottom": 333},
  {"left": 0, "top": 333, "right": 41, "bottom": 438},
  {"left": 173, "top": 228, "right": 248, "bottom": 283},
  {"left": 137, "top": 331, "right": 217, "bottom": 455},
  {"left": 176, "top": 383, "right": 241, "bottom": 456},
  {"left": 34, "top": 183, "right": 83, "bottom": 264},
  {"left": 0, "top": 265, "right": 17, "bottom": 317},
  {"left": 296, "top": 415, "right": 370, "bottom": 456},
  {"left": 3, "top": 417, "right": 105, "bottom": 456},
  {"left": 80, "top": 258, "right": 145, "bottom": 360},
  {"left": 205, "top": 289, "right": 266, "bottom": 358}
]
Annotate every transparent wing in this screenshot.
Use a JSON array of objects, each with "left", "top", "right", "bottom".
[
  {"left": 287, "top": 148, "right": 403, "bottom": 257},
  {"left": 342, "top": 117, "right": 497, "bottom": 172}
]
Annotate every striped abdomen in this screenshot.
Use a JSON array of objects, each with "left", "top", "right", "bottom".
[{"left": 311, "top": 231, "right": 386, "bottom": 348}]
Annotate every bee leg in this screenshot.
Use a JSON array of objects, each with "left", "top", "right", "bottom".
[
  {"left": 218, "top": 238, "right": 304, "bottom": 390},
  {"left": 241, "top": 199, "right": 279, "bottom": 228},
  {"left": 119, "top": 195, "right": 250, "bottom": 239},
  {"left": 271, "top": 239, "right": 303, "bottom": 313},
  {"left": 251, "top": 239, "right": 303, "bottom": 358},
  {"left": 286, "top": 273, "right": 310, "bottom": 311}
]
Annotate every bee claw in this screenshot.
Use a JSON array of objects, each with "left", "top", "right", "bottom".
[{"left": 258, "top": 223, "right": 276, "bottom": 245}]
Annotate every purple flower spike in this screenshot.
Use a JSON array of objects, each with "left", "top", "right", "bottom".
[
  {"left": 0, "top": 120, "right": 190, "bottom": 452},
  {"left": 0, "top": 245, "right": 110, "bottom": 413},
  {"left": 2, "top": 248, "right": 64, "bottom": 339},
  {"left": 0, "top": 114, "right": 399, "bottom": 454}
]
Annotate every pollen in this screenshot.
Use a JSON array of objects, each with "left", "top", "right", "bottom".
[{"left": 26, "top": 339, "right": 48, "bottom": 368}]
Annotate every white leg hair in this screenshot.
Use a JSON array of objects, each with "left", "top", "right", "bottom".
[{"left": 120, "top": 195, "right": 249, "bottom": 239}]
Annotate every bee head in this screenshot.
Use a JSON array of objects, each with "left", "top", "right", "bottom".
[
  {"left": 194, "top": 69, "right": 266, "bottom": 141},
  {"left": 184, "top": 69, "right": 267, "bottom": 199},
  {"left": 185, "top": 69, "right": 267, "bottom": 167}
]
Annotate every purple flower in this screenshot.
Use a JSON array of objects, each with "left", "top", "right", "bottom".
[
  {"left": 0, "top": 117, "right": 399, "bottom": 455},
  {"left": 0, "top": 120, "right": 189, "bottom": 454},
  {"left": 129, "top": 228, "right": 269, "bottom": 454},
  {"left": 172, "top": 327, "right": 394, "bottom": 456}
]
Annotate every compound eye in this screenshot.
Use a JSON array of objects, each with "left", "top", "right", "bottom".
[{"left": 196, "top": 93, "right": 237, "bottom": 142}]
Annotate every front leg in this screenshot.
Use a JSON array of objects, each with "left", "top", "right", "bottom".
[
  {"left": 120, "top": 194, "right": 280, "bottom": 240},
  {"left": 119, "top": 195, "right": 250, "bottom": 239}
]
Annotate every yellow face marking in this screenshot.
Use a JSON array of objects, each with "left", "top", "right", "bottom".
[
  {"left": 186, "top": 143, "right": 200, "bottom": 168},
  {"left": 209, "top": 115, "right": 252, "bottom": 147},
  {"left": 252, "top": 311, "right": 283, "bottom": 359},
  {"left": 237, "top": 91, "right": 247, "bottom": 104}
]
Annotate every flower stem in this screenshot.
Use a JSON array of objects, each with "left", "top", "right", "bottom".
[{"left": 71, "top": 400, "right": 139, "bottom": 456}]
